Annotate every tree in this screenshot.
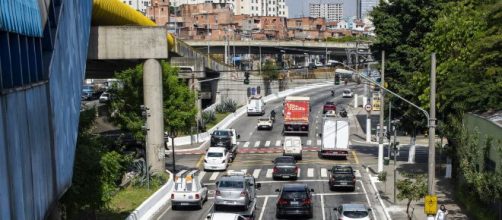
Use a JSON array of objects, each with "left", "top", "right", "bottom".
[
  {"left": 396, "top": 175, "right": 428, "bottom": 220},
  {"left": 261, "top": 59, "right": 279, "bottom": 95}
]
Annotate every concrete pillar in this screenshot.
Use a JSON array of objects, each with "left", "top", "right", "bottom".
[
  {"left": 143, "top": 59, "right": 165, "bottom": 173},
  {"left": 362, "top": 96, "right": 367, "bottom": 107},
  {"left": 354, "top": 94, "right": 358, "bottom": 108}
]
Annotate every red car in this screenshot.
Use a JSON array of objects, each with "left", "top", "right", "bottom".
[{"left": 323, "top": 101, "right": 336, "bottom": 114}]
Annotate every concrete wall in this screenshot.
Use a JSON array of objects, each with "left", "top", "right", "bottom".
[
  {"left": 464, "top": 113, "right": 502, "bottom": 170},
  {"left": 0, "top": 0, "right": 93, "bottom": 219}
]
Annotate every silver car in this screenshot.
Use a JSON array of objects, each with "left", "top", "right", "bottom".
[
  {"left": 333, "top": 204, "right": 372, "bottom": 220},
  {"left": 214, "top": 171, "right": 261, "bottom": 211}
]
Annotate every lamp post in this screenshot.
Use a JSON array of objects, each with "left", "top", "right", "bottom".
[{"left": 169, "top": 129, "right": 177, "bottom": 172}]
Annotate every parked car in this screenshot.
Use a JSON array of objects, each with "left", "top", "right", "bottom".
[
  {"left": 333, "top": 204, "right": 372, "bottom": 220},
  {"left": 342, "top": 89, "right": 354, "bottom": 98},
  {"left": 99, "top": 92, "right": 111, "bottom": 103},
  {"left": 203, "top": 147, "right": 230, "bottom": 171},
  {"left": 275, "top": 183, "right": 314, "bottom": 218},
  {"left": 210, "top": 129, "right": 239, "bottom": 162},
  {"left": 171, "top": 170, "right": 208, "bottom": 210},
  {"left": 282, "top": 136, "right": 303, "bottom": 160},
  {"left": 323, "top": 101, "right": 336, "bottom": 114},
  {"left": 272, "top": 156, "right": 299, "bottom": 180},
  {"left": 257, "top": 118, "right": 273, "bottom": 130},
  {"left": 214, "top": 171, "right": 261, "bottom": 211},
  {"left": 329, "top": 165, "right": 356, "bottom": 191}
]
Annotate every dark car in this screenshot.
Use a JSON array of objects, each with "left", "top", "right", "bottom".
[
  {"left": 275, "top": 184, "right": 314, "bottom": 219},
  {"left": 308, "top": 63, "right": 317, "bottom": 70},
  {"left": 211, "top": 130, "right": 232, "bottom": 147},
  {"left": 323, "top": 101, "right": 336, "bottom": 114},
  {"left": 328, "top": 165, "right": 356, "bottom": 191},
  {"left": 272, "top": 156, "right": 299, "bottom": 180}
]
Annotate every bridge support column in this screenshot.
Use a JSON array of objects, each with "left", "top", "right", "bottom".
[{"left": 143, "top": 59, "right": 165, "bottom": 173}]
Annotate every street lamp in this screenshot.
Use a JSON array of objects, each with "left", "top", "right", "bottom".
[{"left": 168, "top": 129, "right": 177, "bottom": 172}]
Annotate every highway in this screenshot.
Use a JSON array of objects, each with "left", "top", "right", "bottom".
[{"left": 157, "top": 84, "right": 388, "bottom": 220}]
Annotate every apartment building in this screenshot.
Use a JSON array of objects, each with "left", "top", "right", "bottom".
[
  {"left": 122, "top": 0, "right": 152, "bottom": 14},
  {"left": 286, "top": 17, "right": 326, "bottom": 40},
  {"left": 178, "top": 3, "right": 236, "bottom": 40},
  {"left": 171, "top": 0, "right": 288, "bottom": 17},
  {"left": 309, "top": 3, "right": 343, "bottom": 22},
  {"left": 146, "top": 0, "right": 170, "bottom": 25}
]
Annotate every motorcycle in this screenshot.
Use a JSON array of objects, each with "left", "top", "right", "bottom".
[
  {"left": 340, "top": 109, "right": 348, "bottom": 117},
  {"left": 331, "top": 90, "right": 335, "bottom": 96}
]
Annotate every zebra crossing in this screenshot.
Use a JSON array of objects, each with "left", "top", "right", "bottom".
[
  {"left": 238, "top": 139, "right": 325, "bottom": 148},
  {"left": 199, "top": 167, "right": 363, "bottom": 182}
]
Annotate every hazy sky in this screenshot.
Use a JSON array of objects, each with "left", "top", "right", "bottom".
[{"left": 286, "top": 0, "right": 357, "bottom": 18}]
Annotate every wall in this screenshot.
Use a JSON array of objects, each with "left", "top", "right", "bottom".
[{"left": 464, "top": 113, "right": 502, "bottom": 170}]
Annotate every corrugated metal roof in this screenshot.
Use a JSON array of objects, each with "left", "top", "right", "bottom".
[{"left": 0, "top": 0, "right": 43, "bottom": 37}]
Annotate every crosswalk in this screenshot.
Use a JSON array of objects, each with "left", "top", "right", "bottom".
[
  {"left": 199, "top": 167, "right": 363, "bottom": 182},
  {"left": 238, "top": 139, "right": 328, "bottom": 148}
]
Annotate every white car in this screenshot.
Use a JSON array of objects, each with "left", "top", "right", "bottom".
[
  {"left": 204, "top": 147, "right": 230, "bottom": 171},
  {"left": 325, "top": 110, "right": 337, "bottom": 117},
  {"left": 171, "top": 170, "right": 208, "bottom": 210},
  {"left": 257, "top": 118, "right": 273, "bottom": 130},
  {"left": 99, "top": 92, "right": 110, "bottom": 103},
  {"left": 207, "top": 213, "right": 248, "bottom": 220},
  {"left": 342, "top": 89, "right": 353, "bottom": 98},
  {"left": 333, "top": 204, "right": 372, "bottom": 220},
  {"left": 282, "top": 136, "right": 303, "bottom": 160}
]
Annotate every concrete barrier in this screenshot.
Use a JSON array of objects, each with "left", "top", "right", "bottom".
[{"left": 126, "top": 170, "right": 174, "bottom": 220}]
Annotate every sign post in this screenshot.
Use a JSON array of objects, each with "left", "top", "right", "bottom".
[{"left": 364, "top": 104, "right": 372, "bottom": 112}]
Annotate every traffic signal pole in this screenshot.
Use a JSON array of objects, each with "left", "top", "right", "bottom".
[
  {"left": 428, "top": 53, "right": 437, "bottom": 195},
  {"left": 378, "top": 51, "right": 385, "bottom": 172}
]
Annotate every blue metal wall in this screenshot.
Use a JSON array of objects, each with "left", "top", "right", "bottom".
[{"left": 0, "top": 0, "right": 92, "bottom": 219}]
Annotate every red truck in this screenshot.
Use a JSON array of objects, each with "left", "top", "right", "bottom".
[{"left": 283, "top": 96, "right": 310, "bottom": 134}]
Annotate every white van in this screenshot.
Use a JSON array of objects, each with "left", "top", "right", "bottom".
[
  {"left": 283, "top": 136, "right": 303, "bottom": 160},
  {"left": 247, "top": 95, "right": 265, "bottom": 116}
]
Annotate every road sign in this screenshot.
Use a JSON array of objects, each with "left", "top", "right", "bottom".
[
  {"left": 364, "top": 104, "right": 372, "bottom": 112},
  {"left": 424, "top": 195, "right": 438, "bottom": 215}
]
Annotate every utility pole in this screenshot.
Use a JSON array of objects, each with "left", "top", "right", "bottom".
[
  {"left": 428, "top": 53, "right": 437, "bottom": 195},
  {"left": 378, "top": 50, "right": 385, "bottom": 172},
  {"left": 388, "top": 101, "right": 392, "bottom": 159},
  {"left": 207, "top": 13, "right": 210, "bottom": 56},
  {"left": 259, "top": 46, "right": 262, "bottom": 75}
]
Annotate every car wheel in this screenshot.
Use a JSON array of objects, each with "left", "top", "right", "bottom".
[
  {"left": 171, "top": 205, "right": 177, "bottom": 210},
  {"left": 307, "top": 212, "right": 313, "bottom": 218},
  {"left": 298, "top": 155, "right": 302, "bottom": 160},
  {"left": 329, "top": 185, "right": 335, "bottom": 191},
  {"left": 196, "top": 200, "right": 203, "bottom": 209},
  {"left": 276, "top": 213, "right": 282, "bottom": 219},
  {"left": 352, "top": 186, "right": 356, "bottom": 192}
]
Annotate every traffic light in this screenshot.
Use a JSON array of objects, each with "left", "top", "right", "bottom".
[
  {"left": 257, "top": 86, "right": 261, "bottom": 94},
  {"left": 244, "top": 71, "right": 250, "bottom": 84},
  {"left": 334, "top": 74, "right": 340, "bottom": 85}
]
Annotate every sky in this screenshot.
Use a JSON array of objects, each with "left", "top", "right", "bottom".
[{"left": 286, "top": 0, "right": 357, "bottom": 18}]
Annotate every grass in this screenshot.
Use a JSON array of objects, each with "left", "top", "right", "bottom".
[{"left": 205, "top": 112, "right": 231, "bottom": 129}]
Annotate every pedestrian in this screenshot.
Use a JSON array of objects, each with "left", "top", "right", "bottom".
[{"left": 435, "top": 204, "right": 448, "bottom": 220}]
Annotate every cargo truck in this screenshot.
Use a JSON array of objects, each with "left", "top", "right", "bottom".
[
  {"left": 319, "top": 118, "right": 349, "bottom": 159},
  {"left": 283, "top": 96, "right": 310, "bottom": 135}
]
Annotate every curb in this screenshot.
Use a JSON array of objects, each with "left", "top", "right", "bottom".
[{"left": 369, "top": 174, "right": 392, "bottom": 220}]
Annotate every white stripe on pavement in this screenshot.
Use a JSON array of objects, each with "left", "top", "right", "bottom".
[
  {"left": 258, "top": 197, "right": 269, "bottom": 220},
  {"left": 241, "top": 169, "right": 247, "bottom": 174},
  {"left": 264, "top": 141, "right": 271, "bottom": 147},
  {"left": 317, "top": 139, "right": 322, "bottom": 146},
  {"left": 254, "top": 141, "right": 261, "bottom": 147},
  {"left": 266, "top": 169, "right": 273, "bottom": 178},
  {"left": 320, "top": 168, "right": 328, "bottom": 178},
  {"left": 307, "top": 140, "right": 312, "bottom": 146},
  {"left": 199, "top": 171, "right": 206, "bottom": 181},
  {"left": 253, "top": 169, "right": 261, "bottom": 178},
  {"left": 209, "top": 172, "right": 219, "bottom": 181},
  {"left": 243, "top": 142, "right": 250, "bottom": 148},
  {"left": 307, "top": 168, "right": 314, "bottom": 177},
  {"left": 297, "top": 168, "right": 301, "bottom": 178},
  {"left": 275, "top": 140, "right": 281, "bottom": 147},
  {"left": 355, "top": 170, "right": 362, "bottom": 178}
]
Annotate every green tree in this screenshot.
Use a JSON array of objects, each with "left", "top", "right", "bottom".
[
  {"left": 262, "top": 59, "right": 279, "bottom": 95},
  {"left": 396, "top": 175, "right": 428, "bottom": 220}
]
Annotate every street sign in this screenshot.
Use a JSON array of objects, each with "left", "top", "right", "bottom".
[
  {"left": 364, "top": 104, "right": 372, "bottom": 112},
  {"left": 424, "top": 195, "right": 438, "bottom": 215}
]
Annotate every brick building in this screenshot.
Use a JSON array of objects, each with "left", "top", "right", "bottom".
[{"left": 146, "top": 0, "right": 170, "bottom": 26}]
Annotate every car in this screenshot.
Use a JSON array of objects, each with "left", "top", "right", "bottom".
[
  {"left": 333, "top": 204, "right": 372, "bottom": 220},
  {"left": 282, "top": 136, "right": 303, "bottom": 160},
  {"left": 99, "top": 92, "right": 110, "bottom": 103},
  {"left": 171, "top": 170, "right": 208, "bottom": 210},
  {"left": 275, "top": 183, "right": 314, "bottom": 218},
  {"left": 342, "top": 89, "right": 354, "bottom": 98},
  {"left": 323, "top": 101, "right": 336, "bottom": 114},
  {"left": 308, "top": 63, "right": 317, "bottom": 70},
  {"left": 257, "top": 118, "right": 273, "bottom": 130},
  {"left": 206, "top": 213, "right": 249, "bottom": 220},
  {"left": 325, "top": 110, "right": 337, "bottom": 117},
  {"left": 329, "top": 165, "right": 356, "bottom": 191},
  {"left": 272, "top": 156, "right": 299, "bottom": 180},
  {"left": 203, "top": 147, "right": 230, "bottom": 171},
  {"left": 210, "top": 129, "right": 239, "bottom": 162},
  {"left": 214, "top": 171, "right": 261, "bottom": 211}
]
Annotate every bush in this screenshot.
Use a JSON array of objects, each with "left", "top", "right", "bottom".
[
  {"left": 215, "top": 99, "right": 238, "bottom": 113},
  {"left": 202, "top": 110, "right": 216, "bottom": 124}
]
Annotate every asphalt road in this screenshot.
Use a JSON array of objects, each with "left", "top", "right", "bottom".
[{"left": 158, "top": 84, "right": 387, "bottom": 220}]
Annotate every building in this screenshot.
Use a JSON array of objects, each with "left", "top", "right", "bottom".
[
  {"left": 360, "top": 0, "right": 378, "bottom": 18},
  {"left": 178, "top": 3, "right": 235, "bottom": 40},
  {"left": 286, "top": 17, "right": 326, "bottom": 40},
  {"left": 309, "top": 3, "right": 343, "bottom": 22},
  {"left": 171, "top": 0, "right": 288, "bottom": 17},
  {"left": 146, "top": 0, "right": 170, "bottom": 26},
  {"left": 122, "top": 0, "right": 152, "bottom": 14}
]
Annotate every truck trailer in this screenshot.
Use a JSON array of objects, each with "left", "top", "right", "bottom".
[
  {"left": 283, "top": 96, "right": 310, "bottom": 135},
  {"left": 320, "top": 118, "right": 350, "bottom": 159}
]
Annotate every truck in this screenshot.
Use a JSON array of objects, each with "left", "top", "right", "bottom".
[
  {"left": 210, "top": 129, "right": 240, "bottom": 162},
  {"left": 247, "top": 95, "right": 265, "bottom": 116},
  {"left": 171, "top": 170, "right": 208, "bottom": 210},
  {"left": 283, "top": 96, "right": 310, "bottom": 135},
  {"left": 319, "top": 118, "right": 349, "bottom": 159}
]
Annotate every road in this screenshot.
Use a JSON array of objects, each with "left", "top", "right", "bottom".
[{"left": 158, "top": 84, "right": 388, "bottom": 220}]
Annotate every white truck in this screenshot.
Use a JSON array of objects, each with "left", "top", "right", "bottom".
[
  {"left": 247, "top": 95, "right": 265, "bottom": 116},
  {"left": 171, "top": 170, "right": 208, "bottom": 210},
  {"left": 319, "top": 118, "right": 350, "bottom": 159}
]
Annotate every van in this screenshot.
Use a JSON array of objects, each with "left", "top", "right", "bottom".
[
  {"left": 247, "top": 95, "right": 265, "bottom": 116},
  {"left": 282, "top": 136, "right": 303, "bottom": 160}
]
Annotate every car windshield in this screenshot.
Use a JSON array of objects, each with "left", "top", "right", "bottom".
[
  {"left": 101, "top": 93, "right": 109, "bottom": 97},
  {"left": 213, "top": 130, "right": 230, "bottom": 136},
  {"left": 275, "top": 157, "right": 295, "bottom": 163},
  {"left": 343, "top": 210, "right": 369, "bottom": 218},
  {"left": 258, "top": 119, "right": 270, "bottom": 122},
  {"left": 218, "top": 180, "right": 244, "bottom": 188},
  {"left": 332, "top": 167, "right": 352, "bottom": 174},
  {"left": 282, "top": 191, "right": 307, "bottom": 199},
  {"left": 344, "top": 90, "right": 351, "bottom": 93},
  {"left": 325, "top": 102, "right": 334, "bottom": 105},
  {"left": 207, "top": 152, "right": 223, "bottom": 157}
]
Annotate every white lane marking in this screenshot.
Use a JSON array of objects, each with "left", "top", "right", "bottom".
[
  {"left": 156, "top": 203, "right": 171, "bottom": 220},
  {"left": 355, "top": 170, "right": 362, "bottom": 178},
  {"left": 321, "top": 195, "right": 326, "bottom": 220},
  {"left": 199, "top": 171, "right": 206, "bottom": 181},
  {"left": 361, "top": 179, "right": 379, "bottom": 220},
  {"left": 266, "top": 169, "right": 273, "bottom": 178},
  {"left": 243, "top": 142, "right": 250, "bottom": 148},
  {"left": 307, "top": 140, "right": 312, "bottom": 146},
  {"left": 275, "top": 140, "right": 281, "bottom": 147},
  {"left": 258, "top": 196, "right": 269, "bottom": 220},
  {"left": 209, "top": 172, "right": 219, "bottom": 181},
  {"left": 307, "top": 168, "right": 314, "bottom": 178},
  {"left": 317, "top": 139, "right": 322, "bottom": 146},
  {"left": 265, "top": 141, "right": 271, "bottom": 147},
  {"left": 320, "top": 168, "right": 328, "bottom": 178},
  {"left": 253, "top": 169, "right": 261, "bottom": 178},
  {"left": 257, "top": 192, "right": 364, "bottom": 198},
  {"left": 297, "top": 168, "right": 301, "bottom": 178},
  {"left": 254, "top": 141, "right": 261, "bottom": 147},
  {"left": 241, "top": 169, "right": 247, "bottom": 174}
]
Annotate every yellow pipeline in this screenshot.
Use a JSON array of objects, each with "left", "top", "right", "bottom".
[{"left": 92, "top": 0, "right": 175, "bottom": 49}]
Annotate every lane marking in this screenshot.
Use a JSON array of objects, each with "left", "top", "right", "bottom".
[
  {"left": 257, "top": 192, "right": 364, "bottom": 198},
  {"left": 258, "top": 196, "right": 269, "bottom": 220},
  {"left": 196, "top": 154, "right": 205, "bottom": 168},
  {"left": 320, "top": 168, "right": 328, "bottom": 178},
  {"left": 355, "top": 170, "right": 362, "bottom": 178},
  {"left": 243, "top": 142, "right": 250, "bottom": 148},
  {"left": 361, "top": 179, "right": 379, "bottom": 220},
  {"left": 266, "top": 169, "right": 273, "bottom": 178},
  {"left": 241, "top": 169, "right": 247, "bottom": 174},
  {"left": 253, "top": 169, "right": 261, "bottom": 178},
  {"left": 317, "top": 139, "right": 322, "bottom": 146},
  {"left": 156, "top": 203, "right": 171, "bottom": 220},
  {"left": 297, "top": 168, "right": 301, "bottom": 178},
  {"left": 352, "top": 151, "right": 360, "bottom": 164},
  {"left": 307, "top": 140, "right": 312, "bottom": 146},
  {"left": 321, "top": 195, "right": 326, "bottom": 220},
  {"left": 275, "top": 140, "right": 281, "bottom": 147},
  {"left": 307, "top": 168, "right": 314, "bottom": 178},
  {"left": 199, "top": 171, "right": 206, "bottom": 181},
  {"left": 209, "top": 172, "right": 219, "bottom": 181},
  {"left": 254, "top": 141, "right": 261, "bottom": 147},
  {"left": 265, "top": 141, "right": 271, "bottom": 147}
]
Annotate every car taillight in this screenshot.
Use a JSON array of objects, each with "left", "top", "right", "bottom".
[
  {"left": 195, "top": 193, "right": 200, "bottom": 199},
  {"left": 215, "top": 190, "right": 221, "bottom": 196},
  {"left": 273, "top": 167, "right": 279, "bottom": 173},
  {"left": 171, "top": 193, "right": 174, "bottom": 199},
  {"left": 331, "top": 176, "right": 336, "bottom": 181},
  {"left": 277, "top": 198, "right": 288, "bottom": 205},
  {"left": 294, "top": 166, "right": 299, "bottom": 173},
  {"left": 353, "top": 176, "right": 356, "bottom": 183},
  {"left": 240, "top": 191, "right": 248, "bottom": 197},
  {"left": 303, "top": 198, "right": 312, "bottom": 206}
]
